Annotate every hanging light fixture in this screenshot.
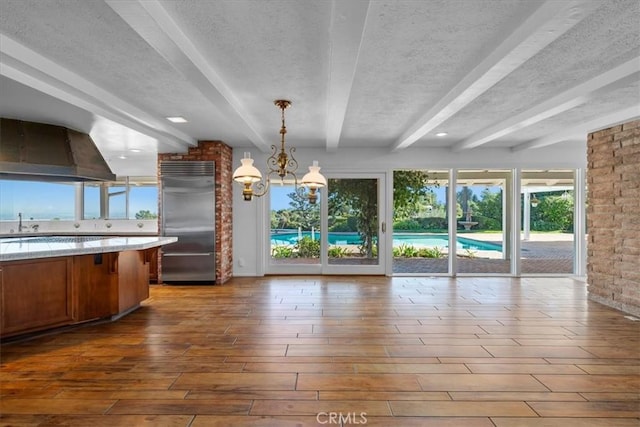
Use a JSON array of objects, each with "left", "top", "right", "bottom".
[
  {"left": 233, "top": 100, "right": 327, "bottom": 204},
  {"left": 530, "top": 194, "right": 540, "bottom": 207}
]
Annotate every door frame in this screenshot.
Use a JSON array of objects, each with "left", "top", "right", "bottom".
[
  {"left": 320, "top": 172, "right": 387, "bottom": 275},
  {"left": 264, "top": 183, "right": 323, "bottom": 275}
]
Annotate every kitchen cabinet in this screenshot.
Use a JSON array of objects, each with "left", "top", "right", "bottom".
[
  {"left": 1, "top": 249, "right": 155, "bottom": 339},
  {"left": 116, "top": 250, "right": 150, "bottom": 314},
  {"left": 0, "top": 257, "right": 73, "bottom": 336},
  {"left": 147, "top": 247, "right": 159, "bottom": 283},
  {"left": 73, "top": 253, "right": 118, "bottom": 322}
]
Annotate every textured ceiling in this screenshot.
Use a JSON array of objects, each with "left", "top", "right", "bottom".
[{"left": 0, "top": 0, "right": 638, "bottom": 176}]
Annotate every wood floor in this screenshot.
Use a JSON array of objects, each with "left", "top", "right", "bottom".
[{"left": 1, "top": 276, "right": 639, "bottom": 426}]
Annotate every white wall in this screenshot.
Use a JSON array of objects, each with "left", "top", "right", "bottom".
[{"left": 232, "top": 143, "right": 587, "bottom": 276}]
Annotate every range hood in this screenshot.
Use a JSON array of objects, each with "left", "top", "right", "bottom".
[{"left": 0, "top": 118, "right": 116, "bottom": 181}]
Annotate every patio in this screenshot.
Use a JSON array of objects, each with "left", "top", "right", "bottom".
[
  {"left": 272, "top": 233, "right": 576, "bottom": 275},
  {"left": 394, "top": 232, "right": 574, "bottom": 274}
]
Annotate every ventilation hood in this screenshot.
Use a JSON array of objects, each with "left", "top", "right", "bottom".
[{"left": 0, "top": 118, "right": 116, "bottom": 182}]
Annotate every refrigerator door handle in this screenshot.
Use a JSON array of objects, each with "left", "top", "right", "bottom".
[{"left": 163, "top": 252, "right": 214, "bottom": 257}]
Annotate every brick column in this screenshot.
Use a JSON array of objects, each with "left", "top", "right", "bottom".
[
  {"left": 158, "top": 141, "right": 233, "bottom": 284},
  {"left": 587, "top": 120, "right": 640, "bottom": 315}
]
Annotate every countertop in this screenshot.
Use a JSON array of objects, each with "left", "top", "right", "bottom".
[
  {"left": 0, "top": 236, "right": 178, "bottom": 262},
  {"left": 0, "top": 231, "right": 158, "bottom": 238}
]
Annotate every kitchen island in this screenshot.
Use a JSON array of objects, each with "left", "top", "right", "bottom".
[{"left": 0, "top": 236, "right": 177, "bottom": 339}]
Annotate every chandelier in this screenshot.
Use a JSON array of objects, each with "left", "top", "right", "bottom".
[{"left": 232, "top": 99, "right": 327, "bottom": 204}]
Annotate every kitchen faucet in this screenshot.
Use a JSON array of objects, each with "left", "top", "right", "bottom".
[{"left": 18, "top": 212, "right": 29, "bottom": 232}]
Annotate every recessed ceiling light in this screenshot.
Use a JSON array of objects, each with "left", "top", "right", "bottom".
[
  {"left": 129, "top": 149, "right": 141, "bottom": 153},
  {"left": 166, "top": 116, "right": 188, "bottom": 123},
  {"left": 118, "top": 155, "right": 127, "bottom": 159},
  {"left": 436, "top": 132, "right": 448, "bottom": 137}
]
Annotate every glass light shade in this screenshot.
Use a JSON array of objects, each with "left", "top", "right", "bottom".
[
  {"left": 301, "top": 161, "right": 327, "bottom": 188},
  {"left": 233, "top": 153, "right": 262, "bottom": 183}
]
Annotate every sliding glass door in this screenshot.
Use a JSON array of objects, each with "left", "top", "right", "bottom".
[
  {"left": 392, "top": 170, "right": 450, "bottom": 275},
  {"left": 268, "top": 184, "right": 322, "bottom": 274},
  {"left": 455, "top": 170, "right": 512, "bottom": 275},
  {"left": 521, "top": 170, "right": 575, "bottom": 274},
  {"left": 322, "top": 173, "right": 386, "bottom": 275},
  {"left": 264, "top": 169, "right": 581, "bottom": 277},
  {"left": 266, "top": 173, "right": 386, "bottom": 275}
]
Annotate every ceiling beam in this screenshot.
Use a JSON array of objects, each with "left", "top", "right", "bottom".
[
  {"left": 324, "top": 0, "right": 369, "bottom": 152},
  {"left": 521, "top": 171, "right": 574, "bottom": 179},
  {"left": 511, "top": 105, "right": 640, "bottom": 151},
  {"left": 106, "top": 0, "right": 269, "bottom": 152},
  {"left": 453, "top": 58, "right": 640, "bottom": 151},
  {"left": 390, "top": 0, "right": 601, "bottom": 152},
  {"left": 0, "top": 34, "right": 193, "bottom": 150}
]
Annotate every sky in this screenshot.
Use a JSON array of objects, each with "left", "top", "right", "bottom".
[
  {"left": 0, "top": 179, "right": 493, "bottom": 220},
  {"left": 0, "top": 180, "right": 157, "bottom": 220},
  {"left": 269, "top": 186, "right": 300, "bottom": 210}
]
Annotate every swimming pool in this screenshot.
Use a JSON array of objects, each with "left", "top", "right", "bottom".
[{"left": 270, "top": 232, "right": 502, "bottom": 252}]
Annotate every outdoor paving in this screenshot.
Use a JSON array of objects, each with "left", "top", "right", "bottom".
[
  {"left": 394, "top": 234, "right": 574, "bottom": 274},
  {"left": 393, "top": 257, "right": 573, "bottom": 274},
  {"left": 274, "top": 233, "right": 576, "bottom": 275}
]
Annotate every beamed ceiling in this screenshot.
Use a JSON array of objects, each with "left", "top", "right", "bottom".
[{"left": 0, "top": 0, "right": 638, "bottom": 176}]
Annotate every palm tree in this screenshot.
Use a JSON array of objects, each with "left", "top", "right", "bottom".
[{"left": 276, "top": 209, "right": 291, "bottom": 229}]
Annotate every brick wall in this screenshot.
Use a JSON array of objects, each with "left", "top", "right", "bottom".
[
  {"left": 158, "top": 141, "right": 233, "bottom": 284},
  {"left": 587, "top": 119, "right": 640, "bottom": 316}
]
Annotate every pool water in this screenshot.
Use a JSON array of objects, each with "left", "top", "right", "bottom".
[{"left": 270, "top": 232, "right": 502, "bottom": 252}]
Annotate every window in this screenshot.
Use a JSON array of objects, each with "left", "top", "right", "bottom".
[
  {"left": 0, "top": 178, "right": 157, "bottom": 222},
  {"left": 128, "top": 184, "right": 158, "bottom": 219},
  {"left": 0, "top": 180, "right": 76, "bottom": 221},
  {"left": 83, "top": 183, "right": 101, "bottom": 219},
  {"left": 99, "top": 178, "right": 158, "bottom": 220},
  {"left": 107, "top": 184, "right": 127, "bottom": 219}
]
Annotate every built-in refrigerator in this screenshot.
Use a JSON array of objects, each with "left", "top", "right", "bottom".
[{"left": 160, "top": 161, "right": 215, "bottom": 283}]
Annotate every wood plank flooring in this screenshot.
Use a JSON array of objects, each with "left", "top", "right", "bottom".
[{"left": 1, "top": 276, "right": 639, "bottom": 426}]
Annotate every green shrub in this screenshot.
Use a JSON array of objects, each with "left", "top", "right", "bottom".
[
  {"left": 463, "top": 248, "right": 477, "bottom": 258},
  {"left": 393, "top": 244, "right": 444, "bottom": 258},
  {"left": 328, "top": 246, "right": 351, "bottom": 258},
  {"left": 271, "top": 245, "right": 294, "bottom": 258},
  {"left": 393, "top": 219, "right": 421, "bottom": 231},
  {"left": 393, "top": 217, "right": 448, "bottom": 232},
  {"left": 532, "top": 220, "right": 564, "bottom": 232},
  {"left": 328, "top": 216, "right": 359, "bottom": 232},
  {"left": 417, "top": 247, "right": 444, "bottom": 258},
  {"left": 328, "top": 219, "right": 348, "bottom": 232},
  {"left": 404, "top": 245, "right": 419, "bottom": 257},
  {"left": 393, "top": 243, "right": 419, "bottom": 257},
  {"left": 296, "top": 236, "right": 320, "bottom": 258},
  {"left": 473, "top": 215, "right": 501, "bottom": 230},
  {"left": 538, "top": 195, "right": 573, "bottom": 231},
  {"left": 418, "top": 217, "right": 448, "bottom": 230}
]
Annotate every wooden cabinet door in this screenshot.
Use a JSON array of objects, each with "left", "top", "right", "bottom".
[
  {"left": 73, "top": 253, "right": 118, "bottom": 322},
  {"left": 117, "top": 250, "right": 149, "bottom": 313},
  {"left": 147, "top": 248, "right": 159, "bottom": 283},
  {"left": 1, "top": 257, "right": 73, "bottom": 336}
]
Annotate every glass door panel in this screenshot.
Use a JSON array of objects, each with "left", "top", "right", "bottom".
[
  {"left": 323, "top": 174, "right": 385, "bottom": 274},
  {"left": 268, "top": 184, "right": 321, "bottom": 273},
  {"left": 521, "top": 170, "right": 575, "bottom": 274},
  {"left": 456, "top": 170, "right": 512, "bottom": 275},
  {"left": 392, "top": 170, "right": 449, "bottom": 275}
]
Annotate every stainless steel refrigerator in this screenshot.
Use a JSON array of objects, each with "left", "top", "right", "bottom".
[{"left": 160, "top": 161, "right": 215, "bottom": 283}]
